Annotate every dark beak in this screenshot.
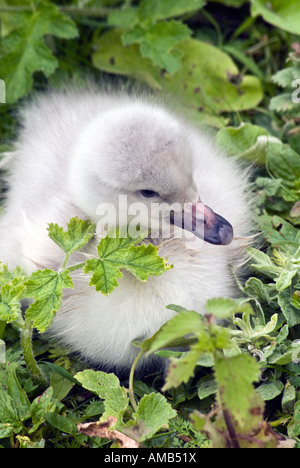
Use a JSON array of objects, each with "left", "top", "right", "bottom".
[{"left": 171, "top": 200, "right": 233, "bottom": 245}]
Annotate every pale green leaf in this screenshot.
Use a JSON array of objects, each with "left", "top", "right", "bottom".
[
  {"left": 83, "top": 232, "right": 171, "bottom": 295},
  {"left": 47, "top": 217, "right": 94, "bottom": 255},
  {"left": 24, "top": 269, "right": 74, "bottom": 332},
  {"left": 162, "top": 348, "right": 201, "bottom": 391},
  {"left": 214, "top": 354, "right": 260, "bottom": 426},
  {"left": 92, "top": 31, "right": 263, "bottom": 113},
  {"left": 215, "top": 123, "right": 271, "bottom": 164},
  {"left": 74, "top": 369, "right": 129, "bottom": 420},
  {"left": 123, "top": 21, "right": 191, "bottom": 73},
  {"left": 129, "top": 392, "right": 177, "bottom": 442},
  {"left": 205, "top": 297, "right": 253, "bottom": 319},
  {"left": 271, "top": 67, "right": 300, "bottom": 88},
  {"left": 0, "top": 280, "right": 25, "bottom": 324},
  {"left": 146, "top": 308, "right": 203, "bottom": 355}
]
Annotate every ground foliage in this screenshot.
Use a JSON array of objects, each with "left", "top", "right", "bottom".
[{"left": 0, "top": 0, "right": 300, "bottom": 449}]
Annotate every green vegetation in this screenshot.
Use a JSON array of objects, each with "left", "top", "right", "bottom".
[{"left": 0, "top": 0, "right": 300, "bottom": 449}]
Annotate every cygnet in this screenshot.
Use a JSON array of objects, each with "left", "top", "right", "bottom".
[{"left": 0, "top": 87, "right": 252, "bottom": 372}]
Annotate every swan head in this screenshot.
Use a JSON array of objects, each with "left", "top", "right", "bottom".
[{"left": 69, "top": 100, "right": 233, "bottom": 245}]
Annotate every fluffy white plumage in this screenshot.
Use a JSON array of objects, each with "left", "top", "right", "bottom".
[{"left": 0, "top": 87, "right": 252, "bottom": 372}]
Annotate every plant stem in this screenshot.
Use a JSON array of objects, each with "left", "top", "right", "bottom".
[
  {"left": 61, "top": 253, "right": 71, "bottom": 271},
  {"left": 223, "top": 409, "right": 240, "bottom": 448},
  {"left": 21, "top": 321, "right": 48, "bottom": 387},
  {"left": 128, "top": 349, "right": 145, "bottom": 412}
]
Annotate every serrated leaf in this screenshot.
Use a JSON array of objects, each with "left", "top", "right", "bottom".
[
  {"left": 0, "top": 280, "right": 25, "bottom": 324},
  {"left": 123, "top": 21, "right": 191, "bottom": 73},
  {"left": 74, "top": 370, "right": 129, "bottom": 421},
  {"left": 47, "top": 217, "right": 94, "bottom": 255},
  {"left": 83, "top": 232, "right": 171, "bottom": 295},
  {"left": 122, "top": 392, "right": 176, "bottom": 442},
  {"left": 0, "top": 263, "right": 27, "bottom": 288},
  {"left": 214, "top": 354, "right": 260, "bottom": 426},
  {"left": 0, "top": 0, "right": 78, "bottom": 103},
  {"left": 271, "top": 67, "right": 300, "bottom": 88},
  {"left": 24, "top": 269, "right": 74, "bottom": 332},
  {"left": 162, "top": 348, "right": 201, "bottom": 391},
  {"left": 269, "top": 93, "right": 298, "bottom": 112}
]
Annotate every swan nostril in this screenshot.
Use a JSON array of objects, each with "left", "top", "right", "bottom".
[{"left": 218, "top": 223, "right": 233, "bottom": 245}]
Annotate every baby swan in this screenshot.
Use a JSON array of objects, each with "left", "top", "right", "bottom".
[{"left": 0, "top": 88, "right": 251, "bottom": 372}]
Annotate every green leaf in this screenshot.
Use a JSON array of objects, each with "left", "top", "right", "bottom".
[
  {"left": 0, "top": 263, "right": 27, "bottom": 288},
  {"left": 146, "top": 308, "right": 203, "bottom": 355},
  {"left": 123, "top": 392, "right": 177, "bottom": 442},
  {"left": 123, "top": 21, "right": 191, "bottom": 73},
  {"left": 205, "top": 297, "right": 253, "bottom": 319},
  {"left": 269, "top": 93, "right": 299, "bottom": 113},
  {"left": 24, "top": 269, "right": 74, "bottom": 332},
  {"left": 83, "top": 232, "right": 171, "bottom": 295},
  {"left": 6, "top": 363, "right": 31, "bottom": 422},
  {"left": 92, "top": 29, "right": 163, "bottom": 89},
  {"left": 29, "top": 387, "right": 55, "bottom": 433},
  {"left": 74, "top": 370, "right": 129, "bottom": 421},
  {"left": 251, "top": 0, "right": 300, "bottom": 35},
  {"left": 108, "top": 7, "right": 140, "bottom": 28},
  {"left": 271, "top": 67, "right": 300, "bottom": 88},
  {"left": 92, "top": 31, "right": 263, "bottom": 114},
  {"left": 215, "top": 123, "right": 271, "bottom": 164},
  {"left": 278, "top": 289, "right": 300, "bottom": 328},
  {"left": 108, "top": 0, "right": 205, "bottom": 28},
  {"left": 47, "top": 217, "right": 94, "bottom": 255},
  {"left": 266, "top": 142, "right": 300, "bottom": 190},
  {"left": 214, "top": 354, "right": 260, "bottom": 426},
  {"left": 44, "top": 412, "right": 77, "bottom": 436},
  {"left": 0, "top": 280, "right": 25, "bottom": 325},
  {"left": 256, "top": 381, "right": 285, "bottom": 401},
  {"left": 257, "top": 215, "right": 300, "bottom": 250},
  {"left": 162, "top": 348, "right": 202, "bottom": 391},
  {"left": 0, "top": 0, "right": 78, "bottom": 103},
  {"left": 247, "top": 248, "right": 282, "bottom": 279},
  {"left": 197, "top": 375, "right": 218, "bottom": 400},
  {"left": 138, "top": 0, "right": 206, "bottom": 22}
]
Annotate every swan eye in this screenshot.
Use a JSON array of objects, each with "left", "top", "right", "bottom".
[{"left": 140, "top": 190, "right": 159, "bottom": 198}]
